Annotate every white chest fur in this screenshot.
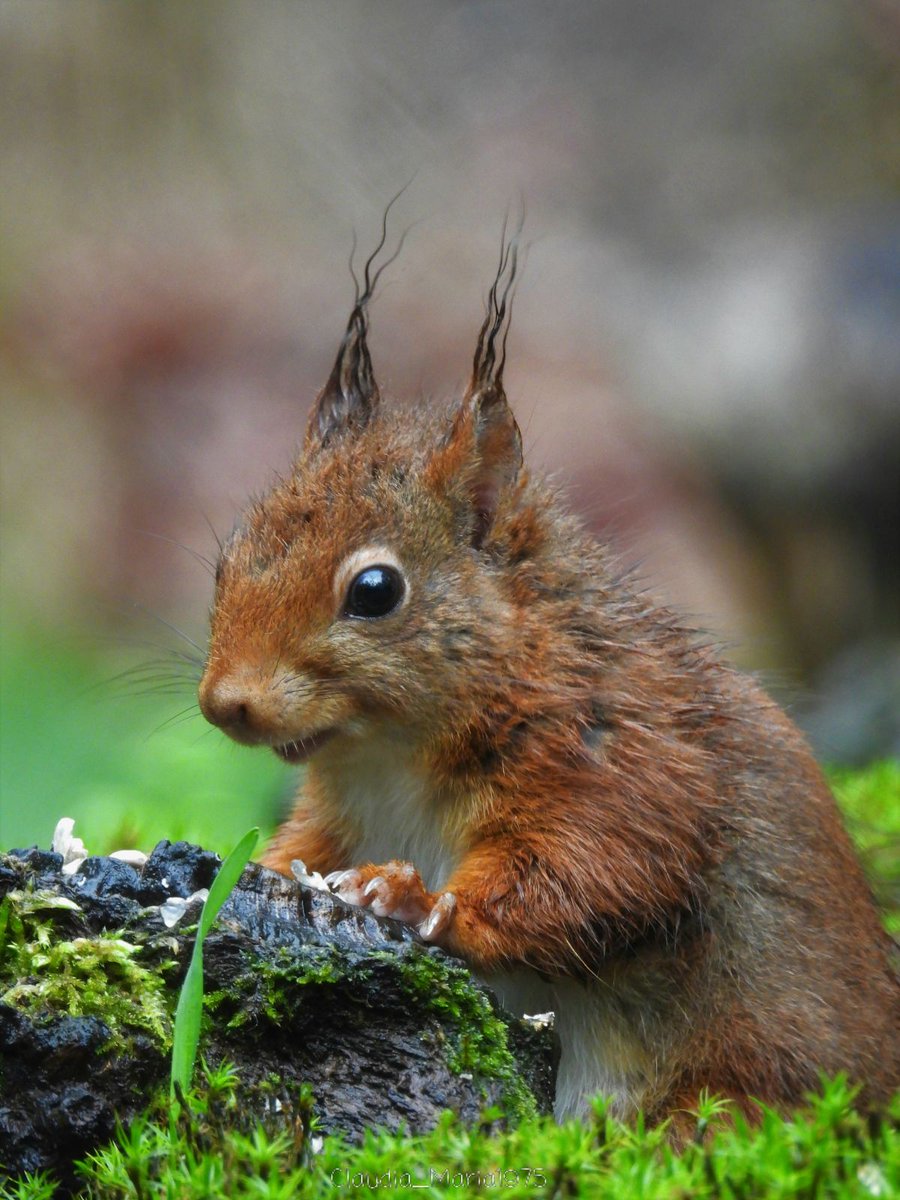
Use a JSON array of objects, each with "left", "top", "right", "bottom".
[
  {"left": 550, "top": 977, "right": 651, "bottom": 1118},
  {"left": 320, "top": 733, "right": 460, "bottom": 893},
  {"left": 316, "top": 733, "right": 651, "bottom": 1118},
  {"left": 482, "top": 971, "right": 651, "bottom": 1120}
]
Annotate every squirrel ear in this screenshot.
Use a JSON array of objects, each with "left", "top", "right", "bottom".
[
  {"left": 306, "top": 303, "right": 381, "bottom": 448},
  {"left": 432, "top": 224, "right": 522, "bottom": 547},
  {"left": 442, "top": 382, "right": 523, "bottom": 548}
]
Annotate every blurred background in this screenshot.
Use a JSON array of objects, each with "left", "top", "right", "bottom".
[{"left": 1, "top": 0, "right": 898, "bottom": 852}]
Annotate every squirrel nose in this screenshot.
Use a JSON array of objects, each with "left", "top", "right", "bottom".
[{"left": 198, "top": 676, "right": 261, "bottom": 740}]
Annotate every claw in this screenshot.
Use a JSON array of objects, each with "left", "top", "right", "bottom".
[
  {"left": 363, "top": 875, "right": 390, "bottom": 915},
  {"left": 328, "top": 869, "right": 357, "bottom": 890},
  {"left": 420, "top": 891, "right": 456, "bottom": 941},
  {"left": 329, "top": 868, "right": 367, "bottom": 905}
]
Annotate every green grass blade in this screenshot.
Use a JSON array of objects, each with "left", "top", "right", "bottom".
[
  {"left": 198, "top": 827, "right": 261, "bottom": 940},
  {"left": 170, "top": 827, "right": 259, "bottom": 1096},
  {"left": 170, "top": 957, "right": 204, "bottom": 1097}
]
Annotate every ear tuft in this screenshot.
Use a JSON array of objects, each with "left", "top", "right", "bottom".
[
  {"left": 469, "top": 216, "right": 521, "bottom": 399},
  {"left": 428, "top": 219, "right": 524, "bottom": 547},
  {"left": 463, "top": 218, "right": 524, "bottom": 545},
  {"left": 307, "top": 302, "right": 380, "bottom": 448},
  {"left": 306, "top": 191, "right": 411, "bottom": 449}
]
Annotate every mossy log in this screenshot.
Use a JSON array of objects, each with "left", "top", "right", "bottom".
[{"left": 0, "top": 842, "right": 555, "bottom": 1188}]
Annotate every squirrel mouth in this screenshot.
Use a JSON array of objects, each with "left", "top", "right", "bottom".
[{"left": 273, "top": 728, "right": 338, "bottom": 765}]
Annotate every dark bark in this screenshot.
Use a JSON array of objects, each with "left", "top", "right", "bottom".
[{"left": 0, "top": 842, "right": 555, "bottom": 1188}]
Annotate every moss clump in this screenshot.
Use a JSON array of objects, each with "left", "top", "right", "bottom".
[
  {"left": 7, "top": 1070, "right": 897, "bottom": 1200},
  {"left": 387, "top": 948, "right": 538, "bottom": 1122},
  {"left": 830, "top": 759, "right": 900, "bottom": 933},
  {"left": 72, "top": 1061, "right": 318, "bottom": 1200},
  {"left": 204, "top": 939, "right": 538, "bottom": 1121},
  {"left": 205, "top": 943, "right": 356, "bottom": 1032},
  {"left": 0, "top": 888, "right": 172, "bottom": 1047}
]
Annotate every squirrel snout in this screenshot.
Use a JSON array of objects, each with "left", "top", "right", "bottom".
[{"left": 198, "top": 674, "right": 269, "bottom": 743}]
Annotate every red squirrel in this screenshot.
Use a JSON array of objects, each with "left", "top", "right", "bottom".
[{"left": 198, "top": 231, "right": 899, "bottom": 1129}]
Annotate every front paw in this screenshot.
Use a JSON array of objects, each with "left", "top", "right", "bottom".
[
  {"left": 326, "top": 860, "right": 431, "bottom": 923},
  {"left": 325, "top": 860, "right": 456, "bottom": 942}
]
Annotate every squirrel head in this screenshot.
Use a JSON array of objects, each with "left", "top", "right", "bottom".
[{"left": 198, "top": 235, "right": 531, "bottom": 761}]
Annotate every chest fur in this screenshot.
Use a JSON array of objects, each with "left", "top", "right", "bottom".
[
  {"left": 485, "top": 969, "right": 652, "bottom": 1118},
  {"left": 317, "top": 737, "right": 461, "bottom": 892},
  {"left": 313, "top": 737, "right": 651, "bottom": 1117}
]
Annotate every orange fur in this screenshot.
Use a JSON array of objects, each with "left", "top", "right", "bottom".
[{"left": 199, "top": 239, "right": 900, "bottom": 1127}]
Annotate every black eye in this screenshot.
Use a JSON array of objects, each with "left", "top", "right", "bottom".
[{"left": 345, "top": 565, "right": 405, "bottom": 619}]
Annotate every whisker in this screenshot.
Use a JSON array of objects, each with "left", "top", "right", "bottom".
[
  {"left": 101, "top": 655, "right": 202, "bottom": 677},
  {"left": 143, "top": 704, "right": 204, "bottom": 741},
  {"left": 200, "top": 510, "right": 225, "bottom": 557},
  {"left": 82, "top": 674, "right": 199, "bottom": 705},
  {"left": 87, "top": 631, "right": 205, "bottom": 667},
  {"left": 123, "top": 603, "right": 206, "bottom": 655},
  {"left": 123, "top": 684, "right": 201, "bottom": 699},
  {"left": 136, "top": 529, "right": 217, "bottom": 577},
  {"left": 87, "top": 599, "right": 208, "bottom": 665},
  {"left": 190, "top": 726, "right": 226, "bottom": 749}
]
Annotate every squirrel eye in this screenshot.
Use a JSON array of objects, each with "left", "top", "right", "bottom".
[{"left": 344, "top": 565, "right": 405, "bottom": 619}]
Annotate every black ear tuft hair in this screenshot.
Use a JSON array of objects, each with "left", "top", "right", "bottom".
[
  {"left": 425, "top": 213, "right": 525, "bottom": 548},
  {"left": 468, "top": 209, "right": 523, "bottom": 400},
  {"left": 308, "top": 299, "right": 381, "bottom": 448},
  {"left": 307, "top": 189, "right": 411, "bottom": 449}
]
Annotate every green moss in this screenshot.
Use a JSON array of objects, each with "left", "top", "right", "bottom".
[
  {"left": 0, "top": 889, "right": 172, "bottom": 1047},
  {"left": 387, "top": 948, "right": 538, "bottom": 1121},
  {"left": 206, "top": 943, "right": 358, "bottom": 1032},
  {"left": 2, "top": 764, "right": 898, "bottom": 1195},
  {"left": 6, "top": 1070, "right": 896, "bottom": 1200},
  {"left": 68, "top": 1062, "right": 319, "bottom": 1200},
  {"left": 830, "top": 759, "right": 900, "bottom": 933},
  {"left": 203, "top": 939, "right": 538, "bottom": 1120}
]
